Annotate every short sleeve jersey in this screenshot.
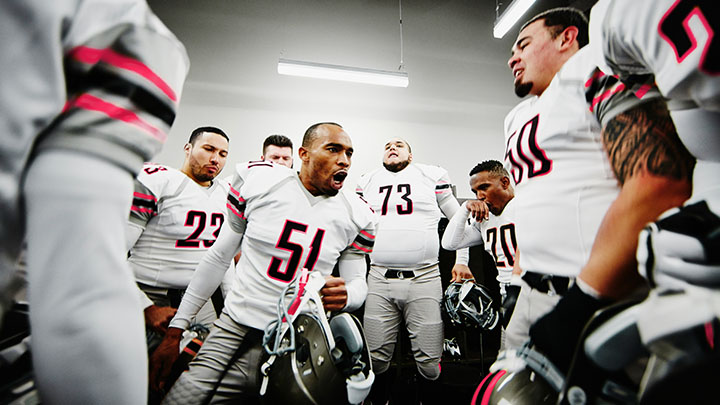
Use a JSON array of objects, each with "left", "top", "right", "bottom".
[
  {"left": 224, "top": 161, "right": 377, "bottom": 330},
  {"left": 356, "top": 163, "right": 454, "bottom": 268},
  {"left": 504, "top": 47, "right": 648, "bottom": 277},
  {"left": 589, "top": 0, "right": 719, "bottom": 112},
  {"left": 129, "top": 163, "right": 229, "bottom": 289}
]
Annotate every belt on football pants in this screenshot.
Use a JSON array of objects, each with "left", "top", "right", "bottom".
[
  {"left": 374, "top": 262, "right": 437, "bottom": 279},
  {"left": 522, "top": 271, "right": 573, "bottom": 296}
]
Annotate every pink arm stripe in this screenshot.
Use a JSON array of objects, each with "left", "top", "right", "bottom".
[
  {"left": 131, "top": 206, "right": 154, "bottom": 214},
  {"left": 133, "top": 191, "right": 157, "bottom": 202},
  {"left": 359, "top": 230, "right": 375, "bottom": 240},
  {"left": 69, "top": 94, "right": 166, "bottom": 142},
  {"left": 590, "top": 82, "right": 626, "bottom": 112},
  {"left": 584, "top": 69, "right": 606, "bottom": 88},
  {"left": 351, "top": 242, "right": 372, "bottom": 253},
  {"left": 226, "top": 202, "right": 246, "bottom": 220},
  {"left": 68, "top": 46, "right": 178, "bottom": 102}
]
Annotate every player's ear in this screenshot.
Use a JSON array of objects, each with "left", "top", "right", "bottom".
[
  {"left": 408, "top": 153, "right": 413, "bottom": 163},
  {"left": 558, "top": 26, "right": 579, "bottom": 51},
  {"left": 501, "top": 176, "right": 510, "bottom": 189},
  {"left": 298, "top": 147, "right": 309, "bottom": 163},
  {"left": 184, "top": 142, "right": 192, "bottom": 154}
]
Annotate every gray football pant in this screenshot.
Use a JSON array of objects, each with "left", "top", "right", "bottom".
[
  {"left": 502, "top": 278, "right": 561, "bottom": 352},
  {"left": 24, "top": 150, "right": 147, "bottom": 404},
  {"left": 363, "top": 265, "right": 443, "bottom": 380},
  {"left": 163, "top": 312, "right": 265, "bottom": 404}
]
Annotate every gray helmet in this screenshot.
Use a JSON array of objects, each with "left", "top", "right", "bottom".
[{"left": 443, "top": 281, "right": 499, "bottom": 330}]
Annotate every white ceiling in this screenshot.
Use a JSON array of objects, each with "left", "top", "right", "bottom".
[{"left": 147, "top": 0, "right": 577, "bottom": 197}]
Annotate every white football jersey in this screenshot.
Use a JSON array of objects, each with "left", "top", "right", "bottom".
[
  {"left": 356, "top": 163, "right": 455, "bottom": 268},
  {"left": 444, "top": 199, "right": 518, "bottom": 284},
  {"left": 224, "top": 161, "right": 377, "bottom": 330},
  {"left": 589, "top": 0, "right": 720, "bottom": 208},
  {"left": 589, "top": 0, "right": 719, "bottom": 112},
  {"left": 503, "top": 47, "right": 622, "bottom": 277},
  {"left": 129, "top": 163, "right": 229, "bottom": 289}
]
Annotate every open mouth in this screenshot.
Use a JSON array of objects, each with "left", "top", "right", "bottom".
[{"left": 331, "top": 171, "right": 347, "bottom": 189}]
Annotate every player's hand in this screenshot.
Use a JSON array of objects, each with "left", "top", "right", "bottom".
[
  {"left": 450, "top": 264, "right": 474, "bottom": 283},
  {"left": 466, "top": 200, "right": 490, "bottom": 222},
  {"left": 637, "top": 201, "right": 720, "bottom": 289},
  {"left": 144, "top": 305, "right": 177, "bottom": 334},
  {"left": 149, "top": 327, "right": 183, "bottom": 392},
  {"left": 529, "top": 284, "right": 607, "bottom": 374},
  {"left": 320, "top": 276, "right": 348, "bottom": 312}
]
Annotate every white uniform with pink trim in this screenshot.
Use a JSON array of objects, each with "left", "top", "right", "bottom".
[
  {"left": 503, "top": 47, "right": 621, "bottom": 278},
  {"left": 129, "top": 164, "right": 229, "bottom": 292},
  {"left": 0, "top": 1, "right": 188, "bottom": 403},
  {"left": 356, "top": 163, "right": 465, "bottom": 381},
  {"left": 589, "top": 0, "right": 720, "bottom": 210}
]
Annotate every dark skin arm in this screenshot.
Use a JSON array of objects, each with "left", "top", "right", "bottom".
[
  {"left": 149, "top": 327, "right": 183, "bottom": 392},
  {"left": 579, "top": 98, "right": 695, "bottom": 299},
  {"left": 144, "top": 305, "right": 177, "bottom": 334}
]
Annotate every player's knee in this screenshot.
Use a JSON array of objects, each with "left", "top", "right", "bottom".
[{"left": 416, "top": 360, "right": 441, "bottom": 380}]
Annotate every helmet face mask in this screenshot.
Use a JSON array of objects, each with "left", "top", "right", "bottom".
[
  {"left": 261, "top": 271, "right": 374, "bottom": 404},
  {"left": 443, "top": 281, "right": 500, "bottom": 330}
]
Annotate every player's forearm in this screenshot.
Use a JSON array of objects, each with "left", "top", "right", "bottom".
[
  {"left": 337, "top": 253, "right": 368, "bottom": 311},
  {"left": 170, "top": 225, "right": 241, "bottom": 329},
  {"left": 441, "top": 202, "right": 483, "bottom": 250},
  {"left": 579, "top": 174, "right": 691, "bottom": 299}
]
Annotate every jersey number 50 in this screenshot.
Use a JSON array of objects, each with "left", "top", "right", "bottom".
[
  {"left": 267, "top": 220, "right": 326, "bottom": 283},
  {"left": 504, "top": 114, "right": 553, "bottom": 185}
]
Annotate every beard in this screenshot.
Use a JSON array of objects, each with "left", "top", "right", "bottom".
[
  {"left": 383, "top": 159, "right": 410, "bottom": 173},
  {"left": 514, "top": 81, "right": 533, "bottom": 98},
  {"left": 192, "top": 168, "right": 216, "bottom": 184}
]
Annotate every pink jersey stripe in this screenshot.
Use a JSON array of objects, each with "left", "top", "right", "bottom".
[
  {"left": 351, "top": 242, "right": 372, "bottom": 253},
  {"left": 133, "top": 191, "right": 157, "bottom": 202},
  {"left": 585, "top": 69, "right": 606, "bottom": 88},
  {"left": 706, "top": 322, "right": 715, "bottom": 349},
  {"left": 229, "top": 186, "right": 240, "bottom": 197},
  {"left": 359, "top": 230, "right": 375, "bottom": 240},
  {"left": 634, "top": 83, "right": 652, "bottom": 99},
  {"left": 69, "top": 46, "right": 178, "bottom": 102},
  {"left": 70, "top": 94, "right": 166, "bottom": 142},
  {"left": 590, "top": 82, "right": 626, "bottom": 112},
  {"left": 435, "top": 190, "right": 451, "bottom": 194},
  {"left": 226, "top": 202, "right": 246, "bottom": 220},
  {"left": 131, "top": 206, "right": 154, "bottom": 214}
]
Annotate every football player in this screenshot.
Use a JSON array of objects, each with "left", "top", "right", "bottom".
[
  {"left": 0, "top": 0, "right": 188, "bottom": 403},
  {"left": 442, "top": 160, "right": 520, "bottom": 346},
  {"left": 128, "top": 126, "right": 230, "bottom": 352},
  {"left": 150, "top": 123, "right": 377, "bottom": 403},
  {"left": 530, "top": 0, "right": 718, "bottom": 376},
  {"left": 501, "top": 7, "right": 692, "bottom": 366},
  {"left": 357, "top": 137, "right": 472, "bottom": 404}
]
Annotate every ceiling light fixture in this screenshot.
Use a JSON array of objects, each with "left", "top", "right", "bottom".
[
  {"left": 493, "top": 0, "right": 537, "bottom": 39},
  {"left": 278, "top": 59, "right": 409, "bottom": 87},
  {"left": 277, "top": 0, "right": 409, "bottom": 87}
]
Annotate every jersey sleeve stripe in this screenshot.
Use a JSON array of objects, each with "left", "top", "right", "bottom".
[
  {"left": 68, "top": 46, "right": 178, "bottom": 102},
  {"left": 66, "top": 94, "right": 166, "bottom": 142},
  {"left": 590, "top": 81, "right": 626, "bottom": 112},
  {"left": 435, "top": 183, "right": 452, "bottom": 190},
  {"left": 133, "top": 191, "right": 157, "bottom": 202},
  {"left": 350, "top": 241, "right": 373, "bottom": 253},
  {"left": 227, "top": 192, "right": 247, "bottom": 220},
  {"left": 359, "top": 229, "right": 375, "bottom": 240}
]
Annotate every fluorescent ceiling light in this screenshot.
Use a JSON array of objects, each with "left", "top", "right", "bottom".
[
  {"left": 277, "top": 58, "right": 409, "bottom": 88},
  {"left": 493, "top": 0, "right": 537, "bottom": 39}
]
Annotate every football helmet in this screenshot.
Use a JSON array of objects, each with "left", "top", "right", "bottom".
[
  {"left": 443, "top": 281, "right": 499, "bottom": 330},
  {"left": 473, "top": 345, "right": 563, "bottom": 405},
  {"left": 260, "top": 271, "right": 374, "bottom": 405}
]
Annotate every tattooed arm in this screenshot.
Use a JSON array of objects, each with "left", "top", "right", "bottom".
[{"left": 579, "top": 98, "right": 695, "bottom": 299}]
